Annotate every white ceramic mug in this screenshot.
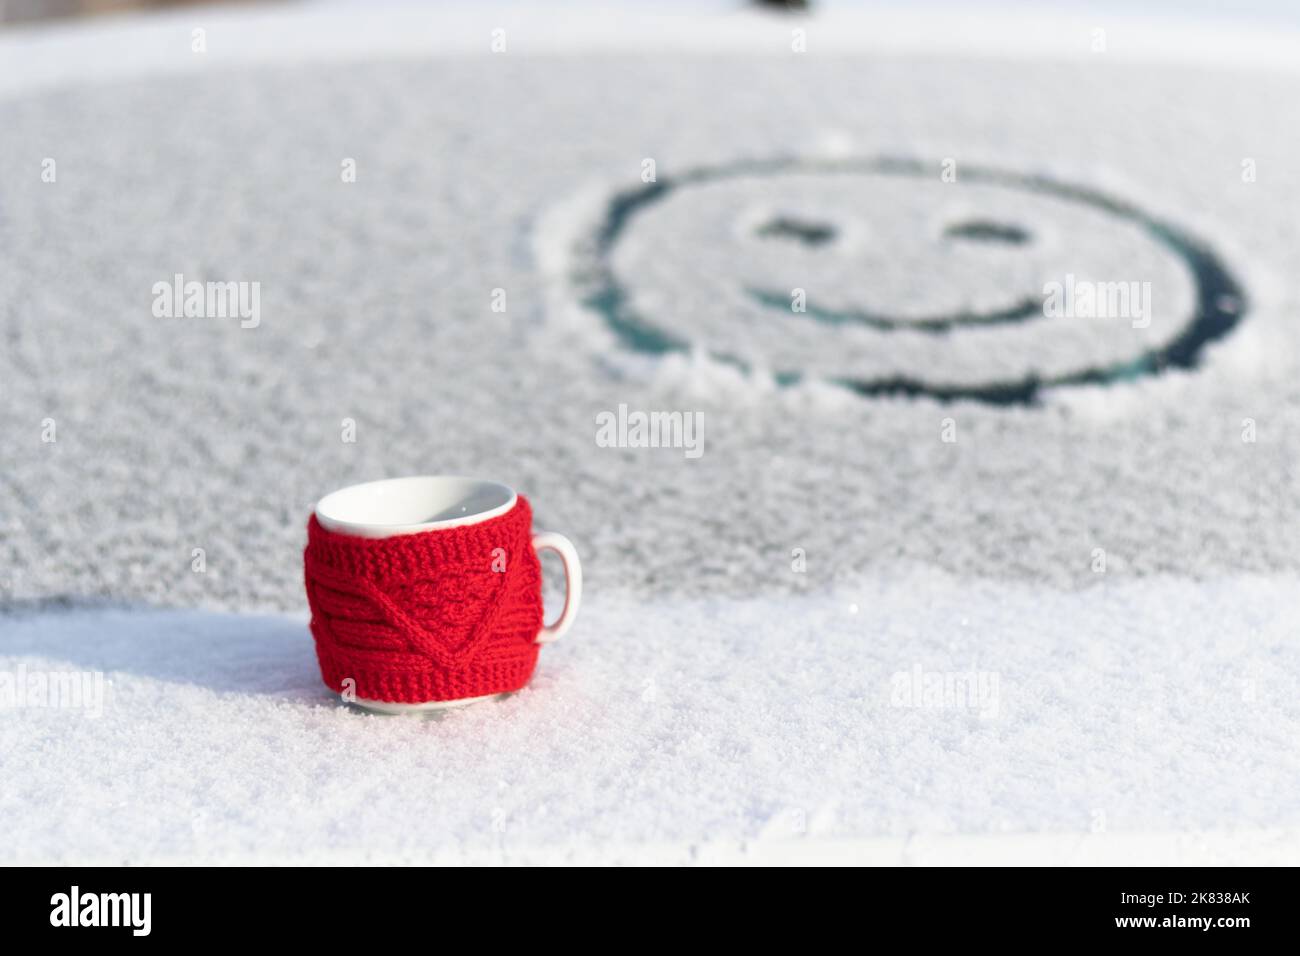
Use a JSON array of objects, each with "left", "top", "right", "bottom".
[{"left": 314, "top": 475, "right": 582, "bottom": 713}]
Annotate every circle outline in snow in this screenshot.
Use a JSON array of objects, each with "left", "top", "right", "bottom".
[{"left": 573, "top": 155, "right": 1247, "bottom": 406}]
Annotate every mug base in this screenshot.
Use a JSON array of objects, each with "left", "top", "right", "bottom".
[{"left": 349, "top": 693, "right": 503, "bottom": 714}]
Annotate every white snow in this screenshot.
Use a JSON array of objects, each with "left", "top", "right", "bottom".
[
  {"left": 2, "top": 570, "right": 1297, "bottom": 864},
  {"left": 4, "top": 0, "right": 1300, "bottom": 105}
]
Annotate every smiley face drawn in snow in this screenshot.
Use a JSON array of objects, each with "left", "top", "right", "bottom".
[{"left": 573, "top": 157, "right": 1245, "bottom": 404}]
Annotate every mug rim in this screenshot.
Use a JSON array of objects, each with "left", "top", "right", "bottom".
[{"left": 315, "top": 475, "right": 518, "bottom": 538}]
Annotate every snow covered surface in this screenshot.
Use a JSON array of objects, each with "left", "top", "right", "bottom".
[
  {"left": 3, "top": 1, "right": 1300, "bottom": 863},
  {"left": 3, "top": 571, "right": 1298, "bottom": 864}
]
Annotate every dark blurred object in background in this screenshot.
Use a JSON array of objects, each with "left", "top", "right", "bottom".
[
  {"left": 0, "top": 0, "right": 237, "bottom": 25},
  {"left": 0, "top": 0, "right": 808, "bottom": 27}
]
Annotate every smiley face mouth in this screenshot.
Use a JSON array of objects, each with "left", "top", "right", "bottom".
[
  {"left": 746, "top": 286, "right": 1044, "bottom": 334},
  {"left": 575, "top": 156, "right": 1248, "bottom": 405}
]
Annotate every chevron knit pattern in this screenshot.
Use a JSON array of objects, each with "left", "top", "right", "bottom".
[{"left": 304, "top": 497, "right": 544, "bottom": 703}]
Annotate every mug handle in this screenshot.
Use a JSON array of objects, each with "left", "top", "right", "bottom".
[{"left": 532, "top": 532, "right": 582, "bottom": 644}]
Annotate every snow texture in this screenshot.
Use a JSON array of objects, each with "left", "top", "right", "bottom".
[
  {"left": 2, "top": 571, "right": 1298, "bottom": 864},
  {"left": 2, "top": 1, "right": 1300, "bottom": 863}
]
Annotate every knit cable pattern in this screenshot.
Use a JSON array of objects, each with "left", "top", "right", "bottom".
[{"left": 304, "top": 497, "right": 544, "bottom": 703}]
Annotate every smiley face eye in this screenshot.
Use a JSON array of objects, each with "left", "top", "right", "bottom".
[
  {"left": 943, "top": 220, "right": 1032, "bottom": 245},
  {"left": 755, "top": 216, "right": 838, "bottom": 247}
]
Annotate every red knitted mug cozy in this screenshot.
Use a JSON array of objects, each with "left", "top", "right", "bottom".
[{"left": 304, "top": 497, "right": 544, "bottom": 703}]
